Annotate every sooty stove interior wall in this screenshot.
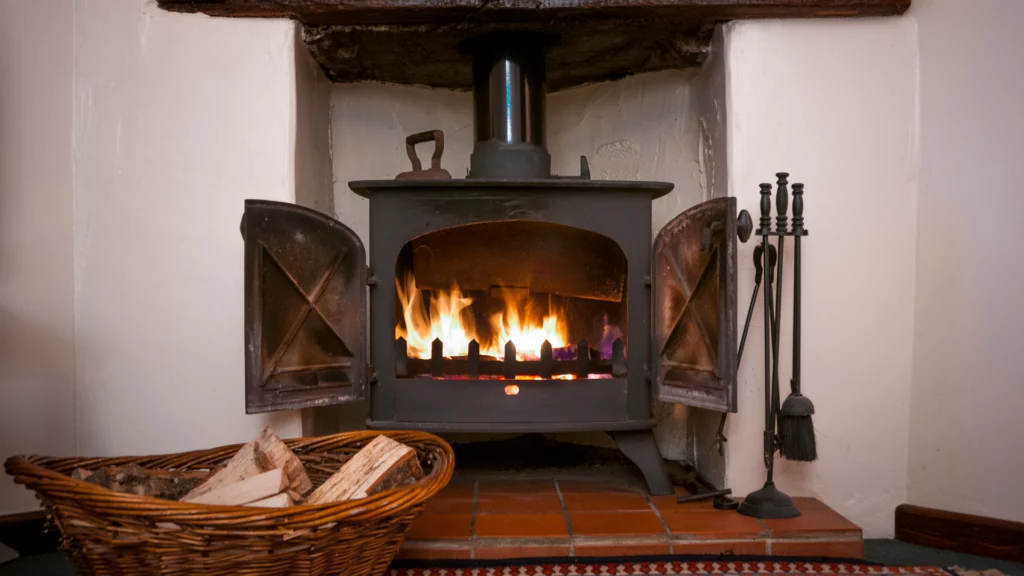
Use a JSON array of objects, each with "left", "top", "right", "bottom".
[{"left": 240, "top": 38, "right": 752, "bottom": 495}]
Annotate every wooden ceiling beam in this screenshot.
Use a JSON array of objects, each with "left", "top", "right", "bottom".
[
  {"left": 156, "top": 0, "right": 911, "bottom": 90},
  {"left": 157, "top": 1, "right": 910, "bottom": 25}
]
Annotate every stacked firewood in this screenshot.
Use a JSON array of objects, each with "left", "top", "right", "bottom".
[{"left": 70, "top": 429, "right": 424, "bottom": 507}]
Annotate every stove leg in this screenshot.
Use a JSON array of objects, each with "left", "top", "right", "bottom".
[{"left": 611, "top": 430, "right": 674, "bottom": 495}]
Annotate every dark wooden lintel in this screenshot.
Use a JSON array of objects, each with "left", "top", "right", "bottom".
[
  {"left": 157, "top": 1, "right": 911, "bottom": 26},
  {"left": 156, "top": 0, "right": 910, "bottom": 90}
]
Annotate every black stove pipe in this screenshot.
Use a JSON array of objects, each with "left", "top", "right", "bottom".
[{"left": 467, "top": 37, "right": 551, "bottom": 179}]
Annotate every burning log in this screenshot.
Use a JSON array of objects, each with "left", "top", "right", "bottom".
[
  {"left": 599, "top": 314, "right": 624, "bottom": 360},
  {"left": 552, "top": 346, "right": 576, "bottom": 361}
]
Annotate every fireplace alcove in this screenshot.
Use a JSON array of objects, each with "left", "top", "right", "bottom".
[
  {"left": 217, "top": 0, "right": 912, "bottom": 495},
  {"left": 234, "top": 10, "right": 764, "bottom": 492}
]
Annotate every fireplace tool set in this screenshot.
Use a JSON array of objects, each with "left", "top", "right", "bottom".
[{"left": 729, "top": 173, "right": 818, "bottom": 520}]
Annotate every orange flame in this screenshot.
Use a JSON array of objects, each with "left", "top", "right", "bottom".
[{"left": 395, "top": 274, "right": 568, "bottom": 361}]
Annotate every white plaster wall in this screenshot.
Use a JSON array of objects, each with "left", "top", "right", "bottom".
[
  {"left": 72, "top": 0, "right": 305, "bottom": 456},
  {"left": 722, "top": 19, "right": 919, "bottom": 538},
  {"left": 548, "top": 71, "right": 704, "bottom": 235},
  {"left": 331, "top": 72, "right": 704, "bottom": 246},
  {"left": 0, "top": 0, "right": 77, "bottom": 514},
  {"left": 294, "top": 28, "right": 335, "bottom": 217},
  {"left": 906, "top": 0, "right": 1024, "bottom": 523},
  {"left": 331, "top": 83, "right": 473, "bottom": 244}
]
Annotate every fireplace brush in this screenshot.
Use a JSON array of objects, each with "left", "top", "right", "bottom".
[{"left": 778, "top": 183, "right": 817, "bottom": 462}]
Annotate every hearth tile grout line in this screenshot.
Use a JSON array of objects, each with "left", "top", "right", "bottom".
[
  {"left": 756, "top": 516, "right": 771, "bottom": 556},
  {"left": 469, "top": 479, "right": 479, "bottom": 559},
  {"left": 645, "top": 490, "right": 673, "bottom": 548},
  {"left": 553, "top": 480, "right": 575, "bottom": 556},
  {"left": 753, "top": 517, "right": 773, "bottom": 542}
]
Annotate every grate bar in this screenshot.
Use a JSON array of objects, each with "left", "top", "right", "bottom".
[{"left": 397, "top": 338, "right": 621, "bottom": 379}]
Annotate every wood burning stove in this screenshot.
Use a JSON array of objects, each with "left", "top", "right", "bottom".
[{"left": 240, "top": 37, "right": 752, "bottom": 495}]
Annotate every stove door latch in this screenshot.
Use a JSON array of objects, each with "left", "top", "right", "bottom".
[{"left": 396, "top": 130, "right": 452, "bottom": 180}]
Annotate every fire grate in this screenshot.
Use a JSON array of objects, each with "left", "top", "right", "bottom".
[{"left": 395, "top": 337, "right": 626, "bottom": 379}]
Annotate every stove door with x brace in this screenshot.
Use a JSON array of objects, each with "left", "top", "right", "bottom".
[
  {"left": 242, "top": 200, "right": 367, "bottom": 414},
  {"left": 653, "top": 197, "right": 739, "bottom": 413}
]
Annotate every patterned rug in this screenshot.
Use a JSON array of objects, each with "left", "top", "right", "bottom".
[{"left": 388, "top": 558, "right": 959, "bottom": 576}]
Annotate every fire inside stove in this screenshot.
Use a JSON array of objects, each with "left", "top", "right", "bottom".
[
  {"left": 392, "top": 221, "right": 628, "bottom": 380},
  {"left": 397, "top": 275, "right": 570, "bottom": 361}
]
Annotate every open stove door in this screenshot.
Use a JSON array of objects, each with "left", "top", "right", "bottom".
[
  {"left": 653, "top": 197, "right": 740, "bottom": 413},
  {"left": 242, "top": 200, "right": 367, "bottom": 414}
]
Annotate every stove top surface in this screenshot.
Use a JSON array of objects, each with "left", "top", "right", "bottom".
[{"left": 349, "top": 178, "right": 674, "bottom": 199}]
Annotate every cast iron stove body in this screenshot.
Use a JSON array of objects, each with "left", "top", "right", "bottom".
[{"left": 241, "top": 38, "right": 749, "bottom": 495}]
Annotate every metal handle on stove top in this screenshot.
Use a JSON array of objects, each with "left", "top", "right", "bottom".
[{"left": 397, "top": 130, "right": 452, "bottom": 180}]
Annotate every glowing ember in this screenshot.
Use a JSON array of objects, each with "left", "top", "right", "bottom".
[{"left": 395, "top": 274, "right": 569, "bottom": 361}]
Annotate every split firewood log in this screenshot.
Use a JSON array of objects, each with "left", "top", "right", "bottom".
[
  {"left": 255, "top": 427, "right": 313, "bottom": 496},
  {"left": 71, "top": 464, "right": 208, "bottom": 500},
  {"left": 306, "top": 435, "right": 424, "bottom": 505},
  {"left": 181, "top": 439, "right": 265, "bottom": 502},
  {"left": 249, "top": 492, "right": 294, "bottom": 508},
  {"left": 182, "top": 428, "right": 312, "bottom": 502},
  {"left": 186, "top": 469, "right": 288, "bottom": 507}
]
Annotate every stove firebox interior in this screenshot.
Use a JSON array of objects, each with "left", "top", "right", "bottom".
[{"left": 241, "top": 37, "right": 750, "bottom": 495}]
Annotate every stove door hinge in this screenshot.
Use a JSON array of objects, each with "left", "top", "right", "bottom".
[
  {"left": 365, "top": 366, "right": 378, "bottom": 386},
  {"left": 366, "top": 266, "right": 377, "bottom": 287},
  {"left": 644, "top": 275, "right": 652, "bottom": 288}
]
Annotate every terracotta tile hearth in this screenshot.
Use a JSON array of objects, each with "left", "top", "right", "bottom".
[{"left": 399, "top": 480, "right": 863, "bottom": 561}]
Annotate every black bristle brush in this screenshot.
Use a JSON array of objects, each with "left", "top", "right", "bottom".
[{"left": 779, "top": 183, "right": 817, "bottom": 462}]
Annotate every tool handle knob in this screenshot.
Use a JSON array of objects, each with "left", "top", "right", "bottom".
[
  {"left": 791, "top": 183, "right": 806, "bottom": 235},
  {"left": 775, "top": 172, "right": 789, "bottom": 235},
  {"left": 759, "top": 183, "right": 773, "bottom": 234}
]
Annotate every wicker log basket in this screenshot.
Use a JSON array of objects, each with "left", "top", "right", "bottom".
[{"left": 4, "top": 430, "right": 454, "bottom": 576}]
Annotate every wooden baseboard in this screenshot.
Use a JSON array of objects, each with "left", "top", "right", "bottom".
[
  {"left": 895, "top": 504, "right": 1024, "bottom": 562},
  {"left": 0, "top": 511, "right": 60, "bottom": 557}
]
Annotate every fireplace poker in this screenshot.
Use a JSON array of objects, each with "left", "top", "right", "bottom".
[
  {"left": 770, "top": 174, "right": 788, "bottom": 446},
  {"left": 676, "top": 489, "right": 732, "bottom": 504},
  {"left": 689, "top": 213, "right": 774, "bottom": 511},
  {"left": 779, "top": 183, "right": 817, "bottom": 461},
  {"left": 710, "top": 242, "right": 776, "bottom": 458}
]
